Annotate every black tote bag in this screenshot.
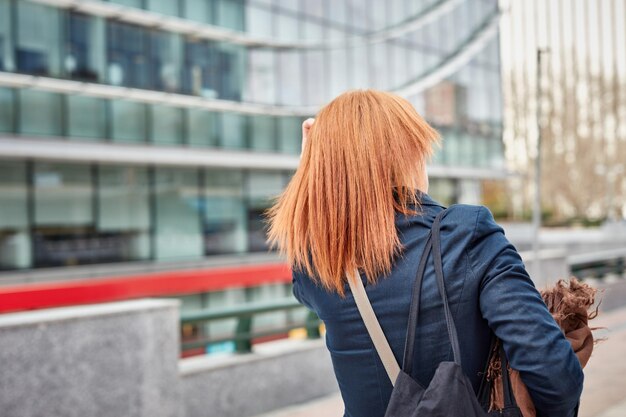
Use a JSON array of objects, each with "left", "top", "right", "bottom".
[{"left": 348, "top": 209, "right": 522, "bottom": 417}]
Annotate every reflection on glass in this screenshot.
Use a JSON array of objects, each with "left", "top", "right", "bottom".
[
  {"left": 220, "top": 112, "right": 247, "bottom": 149},
  {"left": 249, "top": 115, "right": 276, "bottom": 152},
  {"left": 148, "top": 31, "right": 182, "bottom": 92},
  {"left": 247, "top": 171, "right": 284, "bottom": 252},
  {"left": 152, "top": 104, "right": 183, "bottom": 145},
  {"left": 33, "top": 163, "right": 94, "bottom": 267},
  {"left": 0, "top": 0, "right": 14, "bottom": 72},
  {"left": 183, "top": 0, "right": 215, "bottom": 24},
  {"left": 0, "top": 87, "right": 13, "bottom": 133},
  {"left": 67, "top": 95, "right": 106, "bottom": 140},
  {"left": 111, "top": 100, "right": 147, "bottom": 143},
  {"left": 109, "top": 0, "right": 142, "bottom": 8},
  {"left": 16, "top": 2, "right": 61, "bottom": 76},
  {"left": 216, "top": 0, "right": 245, "bottom": 31},
  {"left": 146, "top": 0, "right": 179, "bottom": 16},
  {"left": 107, "top": 21, "right": 148, "bottom": 88},
  {"left": 203, "top": 169, "right": 246, "bottom": 255},
  {"left": 187, "top": 109, "right": 219, "bottom": 148},
  {"left": 66, "top": 12, "right": 103, "bottom": 82},
  {"left": 277, "top": 117, "right": 302, "bottom": 155},
  {"left": 98, "top": 166, "right": 151, "bottom": 261},
  {"left": 183, "top": 39, "right": 218, "bottom": 97},
  {"left": 154, "top": 167, "right": 203, "bottom": 260},
  {"left": 0, "top": 161, "right": 31, "bottom": 269},
  {"left": 18, "top": 90, "right": 62, "bottom": 137}
]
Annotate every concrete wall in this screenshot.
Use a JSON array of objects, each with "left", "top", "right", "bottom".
[
  {"left": 180, "top": 339, "right": 338, "bottom": 417},
  {"left": 0, "top": 299, "right": 181, "bottom": 417},
  {"left": 520, "top": 249, "right": 570, "bottom": 288},
  {"left": 0, "top": 299, "right": 338, "bottom": 417}
]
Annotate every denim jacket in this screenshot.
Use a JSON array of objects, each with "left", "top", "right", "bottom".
[{"left": 292, "top": 193, "right": 583, "bottom": 417}]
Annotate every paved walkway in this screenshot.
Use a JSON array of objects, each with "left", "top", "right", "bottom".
[{"left": 254, "top": 306, "right": 626, "bottom": 417}]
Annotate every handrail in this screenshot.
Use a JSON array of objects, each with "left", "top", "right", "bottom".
[{"left": 180, "top": 298, "right": 321, "bottom": 354}]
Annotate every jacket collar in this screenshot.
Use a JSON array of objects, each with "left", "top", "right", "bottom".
[{"left": 415, "top": 190, "right": 445, "bottom": 208}]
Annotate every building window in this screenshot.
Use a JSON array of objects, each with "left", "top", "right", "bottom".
[
  {"left": 154, "top": 167, "right": 203, "bottom": 260},
  {"left": 0, "top": 161, "right": 31, "bottom": 270},
  {"left": 246, "top": 171, "right": 284, "bottom": 252},
  {"left": 277, "top": 117, "right": 302, "bottom": 155},
  {"left": 148, "top": 31, "right": 182, "bottom": 92},
  {"left": 216, "top": 0, "right": 245, "bottom": 31},
  {"left": 220, "top": 112, "right": 248, "bottom": 149},
  {"left": 107, "top": 21, "right": 149, "bottom": 88},
  {"left": 187, "top": 108, "right": 219, "bottom": 148},
  {"left": 0, "top": 0, "right": 14, "bottom": 72},
  {"left": 67, "top": 95, "right": 106, "bottom": 140},
  {"left": 15, "top": 2, "right": 61, "bottom": 76},
  {"left": 183, "top": 0, "right": 215, "bottom": 24},
  {"left": 249, "top": 115, "right": 276, "bottom": 152},
  {"left": 18, "top": 90, "right": 63, "bottom": 137},
  {"left": 151, "top": 104, "right": 184, "bottom": 145},
  {"left": 111, "top": 99, "right": 147, "bottom": 143},
  {"left": 203, "top": 169, "right": 247, "bottom": 255},
  {"left": 146, "top": 0, "right": 180, "bottom": 16},
  {"left": 182, "top": 39, "right": 218, "bottom": 98},
  {"left": 33, "top": 163, "right": 94, "bottom": 267},
  {"left": 97, "top": 165, "right": 151, "bottom": 262},
  {"left": 0, "top": 87, "right": 14, "bottom": 133},
  {"left": 108, "top": 0, "right": 142, "bottom": 9},
  {"left": 65, "top": 12, "right": 103, "bottom": 82}
]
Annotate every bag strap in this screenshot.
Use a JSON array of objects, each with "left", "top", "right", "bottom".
[{"left": 347, "top": 268, "right": 401, "bottom": 385}]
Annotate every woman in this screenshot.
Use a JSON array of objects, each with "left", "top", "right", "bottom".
[{"left": 266, "top": 90, "right": 583, "bottom": 417}]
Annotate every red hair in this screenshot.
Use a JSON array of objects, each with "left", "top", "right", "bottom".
[{"left": 265, "top": 90, "right": 439, "bottom": 295}]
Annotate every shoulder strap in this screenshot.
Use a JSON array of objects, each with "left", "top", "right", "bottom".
[{"left": 347, "top": 269, "right": 401, "bottom": 385}]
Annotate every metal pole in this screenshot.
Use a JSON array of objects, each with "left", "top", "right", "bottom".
[{"left": 532, "top": 48, "right": 547, "bottom": 285}]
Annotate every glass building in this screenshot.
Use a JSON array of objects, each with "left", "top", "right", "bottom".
[{"left": 0, "top": 0, "right": 504, "bottom": 273}]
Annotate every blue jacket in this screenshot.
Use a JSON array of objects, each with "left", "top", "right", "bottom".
[{"left": 292, "top": 193, "right": 583, "bottom": 417}]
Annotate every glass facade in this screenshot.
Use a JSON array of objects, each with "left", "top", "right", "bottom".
[
  {"left": 0, "top": 0, "right": 504, "bottom": 272},
  {"left": 0, "top": 159, "right": 293, "bottom": 269}
]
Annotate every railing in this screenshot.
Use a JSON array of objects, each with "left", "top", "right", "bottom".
[
  {"left": 569, "top": 248, "right": 626, "bottom": 280},
  {"left": 180, "top": 298, "right": 321, "bottom": 354}
]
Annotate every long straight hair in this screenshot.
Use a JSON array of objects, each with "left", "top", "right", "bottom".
[{"left": 265, "top": 90, "right": 440, "bottom": 295}]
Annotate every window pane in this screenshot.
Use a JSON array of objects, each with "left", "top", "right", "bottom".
[
  {"left": 220, "top": 112, "right": 247, "bottom": 149},
  {"left": 67, "top": 95, "right": 106, "bottom": 140},
  {"left": 107, "top": 21, "right": 149, "bottom": 88},
  {"left": 33, "top": 163, "right": 94, "bottom": 267},
  {"left": 111, "top": 100, "right": 147, "bottom": 143},
  {"left": 0, "top": 0, "right": 14, "bottom": 72},
  {"left": 187, "top": 109, "right": 219, "bottom": 147},
  {"left": 217, "top": 0, "right": 245, "bottom": 31},
  {"left": 146, "top": 0, "right": 179, "bottom": 16},
  {"left": 249, "top": 115, "right": 276, "bottom": 152},
  {"left": 277, "top": 117, "right": 302, "bottom": 155},
  {"left": 65, "top": 12, "right": 104, "bottom": 82},
  {"left": 16, "top": 2, "right": 61, "bottom": 76},
  {"left": 18, "top": 90, "right": 62, "bottom": 137},
  {"left": 0, "top": 161, "right": 31, "bottom": 269},
  {"left": 154, "top": 167, "right": 203, "bottom": 260},
  {"left": 0, "top": 87, "right": 14, "bottom": 133},
  {"left": 216, "top": 43, "right": 245, "bottom": 100},
  {"left": 203, "top": 169, "right": 247, "bottom": 254},
  {"left": 152, "top": 104, "right": 183, "bottom": 145},
  {"left": 247, "top": 171, "right": 284, "bottom": 252},
  {"left": 148, "top": 31, "right": 182, "bottom": 92},
  {"left": 183, "top": 0, "right": 215, "bottom": 24},
  {"left": 98, "top": 166, "right": 151, "bottom": 261},
  {"left": 109, "top": 0, "right": 142, "bottom": 8}
]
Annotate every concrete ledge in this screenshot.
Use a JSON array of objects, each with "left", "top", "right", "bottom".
[
  {"left": 180, "top": 339, "right": 339, "bottom": 417},
  {"left": 0, "top": 299, "right": 181, "bottom": 417}
]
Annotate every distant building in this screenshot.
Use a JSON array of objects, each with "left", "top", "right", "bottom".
[{"left": 0, "top": 0, "right": 504, "bottom": 279}]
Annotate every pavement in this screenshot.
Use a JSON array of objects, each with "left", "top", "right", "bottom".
[{"left": 253, "top": 305, "right": 626, "bottom": 417}]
